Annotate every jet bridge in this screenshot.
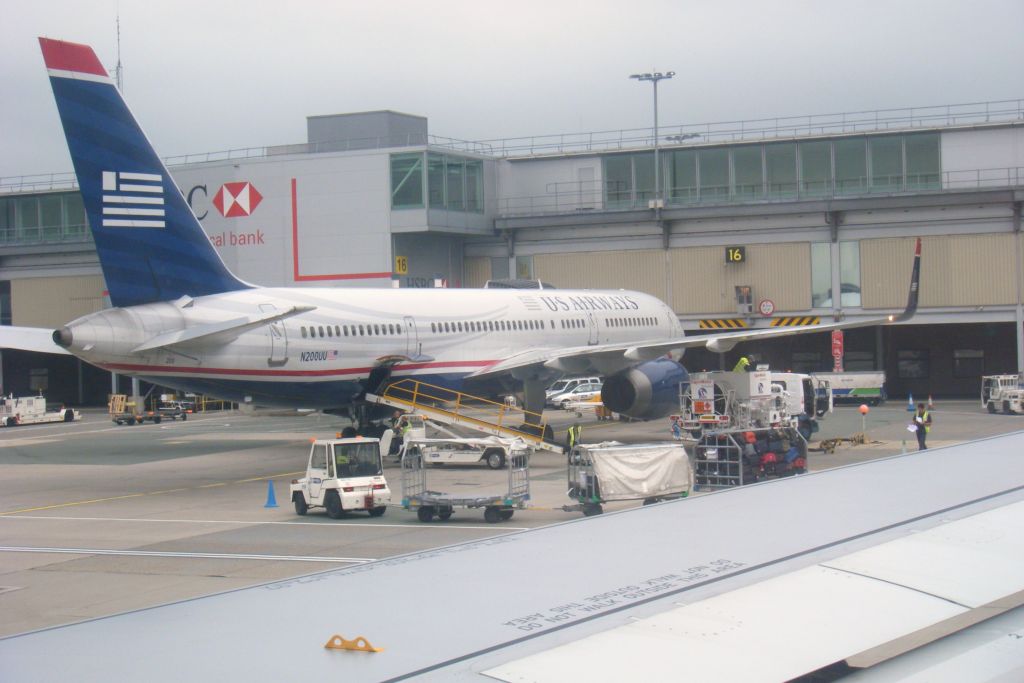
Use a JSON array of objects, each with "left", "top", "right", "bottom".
[{"left": 366, "top": 379, "right": 563, "bottom": 453}]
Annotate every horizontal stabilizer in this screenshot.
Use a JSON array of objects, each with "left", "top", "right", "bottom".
[
  {"left": 132, "top": 305, "right": 315, "bottom": 352},
  {"left": 0, "top": 326, "right": 71, "bottom": 355}
]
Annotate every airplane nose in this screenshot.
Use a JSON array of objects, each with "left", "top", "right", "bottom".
[{"left": 53, "top": 327, "right": 73, "bottom": 348}]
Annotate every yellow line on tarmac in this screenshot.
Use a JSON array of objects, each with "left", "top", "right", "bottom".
[{"left": 0, "top": 471, "right": 305, "bottom": 516}]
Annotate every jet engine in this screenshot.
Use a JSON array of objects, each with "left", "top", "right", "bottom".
[{"left": 600, "top": 357, "right": 689, "bottom": 420}]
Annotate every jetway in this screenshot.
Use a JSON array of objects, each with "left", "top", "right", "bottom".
[{"left": 366, "top": 379, "right": 563, "bottom": 453}]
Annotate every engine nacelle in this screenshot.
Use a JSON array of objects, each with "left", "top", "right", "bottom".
[{"left": 601, "top": 357, "right": 689, "bottom": 420}]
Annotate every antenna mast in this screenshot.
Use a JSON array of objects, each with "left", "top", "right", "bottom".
[{"left": 114, "top": 13, "right": 124, "bottom": 92}]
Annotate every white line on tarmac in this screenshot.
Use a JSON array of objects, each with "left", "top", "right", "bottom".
[
  {"left": 0, "top": 546, "right": 372, "bottom": 563},
  {"left": 0, "top": 514, "right": 530, "bottom": 532}
]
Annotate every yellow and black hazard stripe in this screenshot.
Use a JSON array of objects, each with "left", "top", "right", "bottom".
[
  {"left": 770, "top": 316, "right": 821, "bottom": 327},
  {"left": 699, "top": 319, "right": 749, "bottom": 329}
]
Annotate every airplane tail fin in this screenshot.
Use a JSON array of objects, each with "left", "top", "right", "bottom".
[
  {"left": 39, "top": 38, "right": 249, "bottom": 307},
  {"left": 892, "top": 237, "right": 921, "bottom": 322}
]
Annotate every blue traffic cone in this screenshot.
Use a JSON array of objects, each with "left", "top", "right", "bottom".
[
  {"left": 906, "top": 393, "right": 915, "bottom": 411},
  {"left": 264, "top": 480, "right": 279, "bottom": 508}
]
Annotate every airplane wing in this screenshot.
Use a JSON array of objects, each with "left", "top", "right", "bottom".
[
  {"left": 0, "top": 326, "right": 71, "bottom": 355},
  {"left": 471, "top": 237, "right": 921, "bottom": 379},
  {"left": 132, "top": 305, "right": 316, "bottom": 352}
]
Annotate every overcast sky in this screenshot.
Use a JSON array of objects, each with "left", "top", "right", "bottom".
[{"left": 3, "top": 0, "right": 1023, "bottom": 178}]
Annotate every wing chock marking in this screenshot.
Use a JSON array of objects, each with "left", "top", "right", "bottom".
[{"left": 324, "top": 634, "right": 383, "bottom": 653}]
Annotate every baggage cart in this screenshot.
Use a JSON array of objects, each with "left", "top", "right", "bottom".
[
  {"left": 564, "top": 442, "right": 692, "bottom": 516},
  {"left": 400, "top": 438, "right": 531, "bottom": 523}
]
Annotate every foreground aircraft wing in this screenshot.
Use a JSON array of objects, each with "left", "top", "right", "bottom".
[
  {"left": 472, "top": 237, "right": 921, "bottom": 379},
  {"left": 0, "top": 326, "right": 71, "bottom": 355}
]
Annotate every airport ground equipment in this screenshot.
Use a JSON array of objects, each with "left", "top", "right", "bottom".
[
  {"left": 811, "top": 371, "right": 886, "bottom": 405},
  {"left": 693, "top": 426, "right": 807, "bottom": 490},
  {"left": 157, "top": 400, "right": 190, "bottom": 421},
  {"left": 400, "top": 438, "right": 531, "bottom": 523},
  {"left": 678, "top": 369, "right": 829, "bottom": 441},
  {"left": 0, "top": 394, "right": 79, "bottom": 427},
  {"left": 981, "top": 374, "right": 1024, "bottom": 414},
  {"left": 564, "top": 442, "right": 692, "bottom": 516},
  {"left": 290, "top": 437, "right": 391, "bottom": 518},
  {"left": 367, "top": 379, "right": 562, "bottom": 453},
  {"left": 404, "top": 435, "right": 520, "bottom": 469},
  {"left": 108, "top": 394, "right": 162, "bottom": 425}
]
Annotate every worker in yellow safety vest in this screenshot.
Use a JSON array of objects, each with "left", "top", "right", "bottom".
[
  {"left": 912, "top": 403, "right": 933, "bottom": 450},
  {"left": 566, "top": 422, "right": 582, "bottom": 454},
  {"left": 732, "top": 356, "right": 751, "bottom": 372}
]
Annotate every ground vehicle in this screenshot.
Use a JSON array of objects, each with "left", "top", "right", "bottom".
[
  {"left": 811, "top": 371, "right": 886, "bottom": 405},
  {"left": 108, "top": 394, "right": 163, "bottom": 425},
  {"left": 547, "top": 382, "right": 603, "bottom": 410},
  {"left": 406, "top": 436, "right": 517, "bottom": 469},
  {"left": 401, "top": 438, "right": 530, "bottom": 523},
  {"left": 680, "top": 369, "right": 829, "bottom": 440},
  {"left": 157, "top": 400, "right": 190, "bottom": 421},
  {"left": 0, "top": 394, "right": 79, "bottom": 427},
  {"left": 290, "top": 438, "right": 391, "bottom": 518},
  {"left": 694, "top": 426, "right": 808, "bottom": 490},
  {"left": 545, "top": 376, "right": 602, "bottom": 401},
  {"left": 981, "top": 374, "right": 1024, "bottom": 414},
  {"left": 565, "top": 442, "right": 692, "bottom": 516}
]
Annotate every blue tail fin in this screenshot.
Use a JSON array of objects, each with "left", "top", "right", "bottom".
[{"left": 39, "top": 38, "right": 249, "bottom": 307}]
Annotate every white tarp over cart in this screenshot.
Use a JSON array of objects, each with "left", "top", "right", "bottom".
[{"left": 578, "top": 442, "right": 692, "bottom": 501}]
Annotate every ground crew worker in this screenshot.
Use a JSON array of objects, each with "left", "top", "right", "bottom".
[
  {"left": 913, "top": 402, "right": 932, "bottom": 450},
  {"left": 566, "top": 422, "right": 582, "bottom": 453},
  {"left": 732, "top": 356, "right": 751, "bottom": 372}
]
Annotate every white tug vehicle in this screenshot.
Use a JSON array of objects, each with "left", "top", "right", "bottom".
[{"left": 0, "top": 394, "right": 80, "bottom": 427}]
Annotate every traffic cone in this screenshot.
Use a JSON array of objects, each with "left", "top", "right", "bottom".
[
  {"left": 928, "top": 395, "right": 934, "bottom": 410},
  {"left": 264, "top": 480, "right": 279, "bottom": 508},
  {"left": 906, "top": 393, "right": 914, "bottom": 411}
]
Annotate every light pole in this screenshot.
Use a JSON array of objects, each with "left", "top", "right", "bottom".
[{"left": 630, "top": 70, "right": 674, "bottom": 208}]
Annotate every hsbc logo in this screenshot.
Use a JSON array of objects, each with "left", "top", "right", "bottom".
[{"left": 212, "top": 181, "right": 263, "bottom": 217}]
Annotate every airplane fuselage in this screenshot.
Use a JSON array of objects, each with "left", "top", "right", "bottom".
[{"left": 58, "top": 286, "right": 685, "bottom": 408}]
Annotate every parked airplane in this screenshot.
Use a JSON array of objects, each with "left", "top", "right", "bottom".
[{"left": 0, "top": 38, "right": 920, "bottom": 428}]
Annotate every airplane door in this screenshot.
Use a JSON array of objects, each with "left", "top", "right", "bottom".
[
  {"left": 259, "top": 303, "right": 288, "bottom": 367},
  {"left": 587, "top": 312, "right": 599, "bottom": 345},
  {"left": 404, "top": 316, "right": 420, "bottom": 358}
]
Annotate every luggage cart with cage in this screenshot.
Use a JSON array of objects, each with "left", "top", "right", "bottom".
[
  {"left": 400, "top": 438, "right": 532, "bottom": 523},
  {"left": 564, "top": 442, "right": 692, "bottom": 516}
]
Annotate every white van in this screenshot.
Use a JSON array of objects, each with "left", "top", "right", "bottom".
[{"left": 545, "top": 376, "right": 602, "bottom": 401}]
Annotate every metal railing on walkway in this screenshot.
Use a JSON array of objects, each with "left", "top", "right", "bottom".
[{"left": 367, "top": 378, "right": 561, "bottom": 452}]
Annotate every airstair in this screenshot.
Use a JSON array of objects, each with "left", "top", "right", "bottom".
[{"left": 366, "top": 379, "right": 562, "bottom": 453}]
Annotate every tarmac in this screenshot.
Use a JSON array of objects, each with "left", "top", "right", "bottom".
[{"left": 0, "top": 399, "right": 1020, "bottom": 638}]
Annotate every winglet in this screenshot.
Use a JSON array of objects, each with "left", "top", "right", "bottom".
[{"left": 890, "top": 237, "right": 921, "bottom": 323}]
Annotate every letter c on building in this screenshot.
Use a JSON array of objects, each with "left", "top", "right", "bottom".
[{"left": 187, "top": 185, "right": 208, "bottom": 220}]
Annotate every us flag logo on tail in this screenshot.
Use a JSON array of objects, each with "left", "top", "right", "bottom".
[{"left": 101, "top": 171, "right": 166, "bottom": 228}]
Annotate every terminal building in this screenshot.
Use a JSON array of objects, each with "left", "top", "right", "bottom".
[{"left": 1, "top": 99, "right": 1022, "bottom": 405}]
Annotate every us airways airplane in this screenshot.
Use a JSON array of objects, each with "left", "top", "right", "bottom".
[{"left": 1, "top": 38, "right": 920, "bottom": 427}]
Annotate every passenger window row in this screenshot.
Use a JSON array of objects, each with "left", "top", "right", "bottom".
[
  {"left": 298, "top": 315, "right": 658, "bottom": 340},
  {"left": 430, "top": 319, "right": 553, "bottom": 334},
  {"left": 606, "top": 316, "right": 657, "bottom": 327}
]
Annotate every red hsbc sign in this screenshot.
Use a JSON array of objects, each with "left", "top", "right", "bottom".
[
  {"left": 831, "top": 330, "right": 844, "bottom": 372},
  {"left": 213, "top": 181, "right": 263, "bottom": 217}
]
